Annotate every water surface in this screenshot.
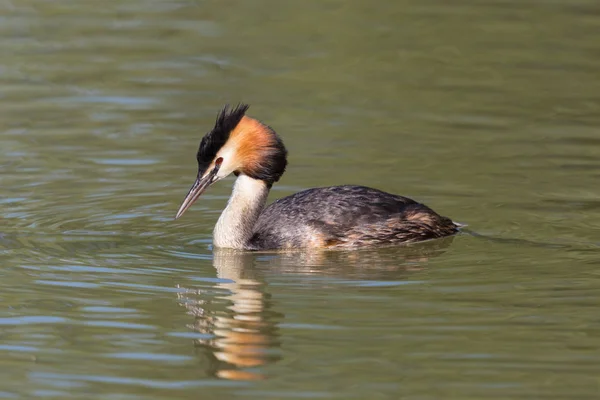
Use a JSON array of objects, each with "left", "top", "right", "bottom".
[{"left": 1, "top": 0, "right": 600, "bottom": 399}]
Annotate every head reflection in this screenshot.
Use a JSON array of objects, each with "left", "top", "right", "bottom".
[{"left": 178, "top": 249, "right": 281, "bottom": 381}]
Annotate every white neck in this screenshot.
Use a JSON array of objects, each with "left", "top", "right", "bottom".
[{"left": 213, "top": 174, "right": 270, "bottom": 249}]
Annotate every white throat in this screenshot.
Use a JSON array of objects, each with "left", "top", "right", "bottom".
[{"left": 213, "top": 174, "right": 270, "bottom": 249}]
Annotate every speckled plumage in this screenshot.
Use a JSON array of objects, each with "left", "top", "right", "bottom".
[{"left": 246, "top": 185, "right": 458, "bottom": 250}]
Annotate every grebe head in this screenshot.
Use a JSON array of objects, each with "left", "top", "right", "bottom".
[{"left": 175, "top": 104, "right": 287, "bottom": 219}]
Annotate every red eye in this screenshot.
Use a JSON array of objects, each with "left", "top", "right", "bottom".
[{"left": 215, "top": 157, "right": 223, "bottom": 166}]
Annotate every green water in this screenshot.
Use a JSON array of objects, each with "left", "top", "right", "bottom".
[{"left": 2, "top": 0, "right": 600, "bottom": 398}]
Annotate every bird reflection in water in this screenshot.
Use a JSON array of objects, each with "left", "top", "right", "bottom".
[
  {"left": 177, "top": 249, "right": 281, "bottom": 381},
  {"left": 177, "top": 237, "right": 455, "bottom": 380}
]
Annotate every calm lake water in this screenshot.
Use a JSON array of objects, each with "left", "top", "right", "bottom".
[{"left": 2, "top": 0, "right": 600, "bottom": 399}]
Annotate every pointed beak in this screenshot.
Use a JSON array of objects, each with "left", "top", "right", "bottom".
[{"left": 175, "top": 165, "right": 220, "bottom": 220}]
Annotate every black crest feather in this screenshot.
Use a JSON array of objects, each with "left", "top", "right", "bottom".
[{"left": 196, "top": 103, "right": 250, "bottom": 172}]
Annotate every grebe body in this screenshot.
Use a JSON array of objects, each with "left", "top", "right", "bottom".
[{"left": 175, "top": 104, "right": 460, "bottom": 250}]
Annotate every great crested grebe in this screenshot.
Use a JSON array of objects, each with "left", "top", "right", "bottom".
[{"left": 175, "top": 104, "right": 461, "bottom": 250}]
